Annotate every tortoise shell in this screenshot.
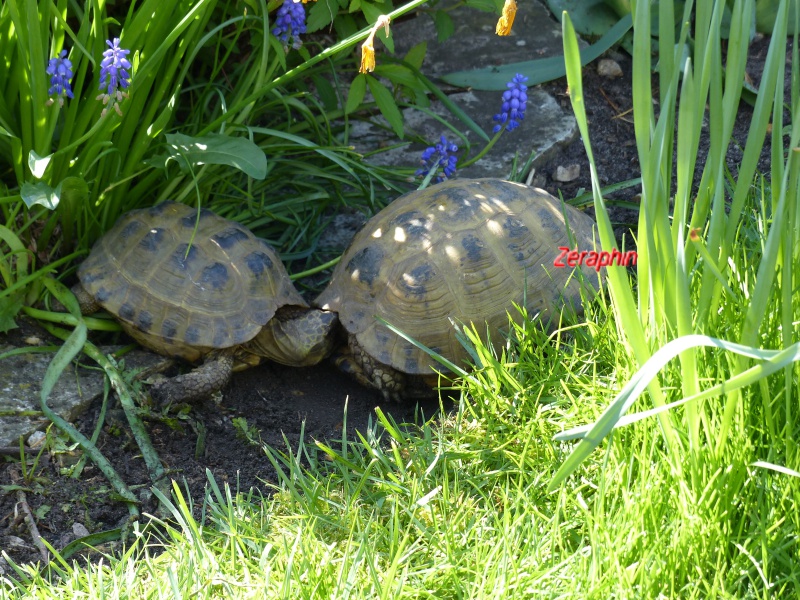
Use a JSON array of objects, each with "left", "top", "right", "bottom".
[
  {"left": 78, "top": 201, "right": 306, "bottom": 362},
  {"left": 314, "top": 178, "right": 602, "bottom": 376}
]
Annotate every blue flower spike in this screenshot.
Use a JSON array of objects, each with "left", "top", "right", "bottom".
[
  {"left": 97, "top": 38, "right": 132, "bottom": 116},
  {"left": 493, "top": 73, "right": 528, "bottom": 133},
  {"left": 416, "top": 135, "right": 459, "bottom": 183},
  {"left": 272, "top": 0, "right": 307, "bottom": 50},
  {"left": 46, "top": 50, "right": 74, "bottom": 107}
]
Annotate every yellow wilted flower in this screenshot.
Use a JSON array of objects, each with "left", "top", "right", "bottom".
[
  {"left": 496, "top": 0, "right": 517, "bottom": 36},
  {"left": 359, "top": 15, "right": 391, "bottom": 74}
]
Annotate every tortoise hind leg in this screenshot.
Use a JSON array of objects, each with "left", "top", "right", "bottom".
[
  {"left": 149, "top": 350, "right": 234, "bottom": 404},
  {"left": 334, "top": 334, "right": 406, "bottom": 402}
]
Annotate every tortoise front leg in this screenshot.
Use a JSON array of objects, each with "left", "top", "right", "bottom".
[{"left": 149, "top": 350, "right": 234, "bottom": 404}]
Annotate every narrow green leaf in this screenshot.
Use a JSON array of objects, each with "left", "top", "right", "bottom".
[
  {"left": 403, "top": 41, "right": 427, "bottom": 71},
  {"left": 366, "top": 76, "right": 404, "bottom": 138},
  {"left": 433, "top": 11, "right": 455, "bottom": 43},
  {"left": 312, "top": 75, "right": 339, "bottom": 111},
  {"left": 442, "top": 14, "right": 632, "bottom": 90},
  {"left": 373, "top": 64, "right": 418, "bottom": 88},
  {"left": 400, "top": 62, "right": 490, "bottom": 142},
  {"left": 464, "top": 0, "right": 500, "bottom": 12},
  {"left": 0, "top": 294, "right": 23, "bottom": 333},
  {"left": 41, "top": 324, "right": 87, "bottom": 404},
  {"left": 346, "top": 74, "right": 368, "bottom": 115}
]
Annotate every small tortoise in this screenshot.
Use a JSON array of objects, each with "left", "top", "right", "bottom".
[
  {"left": 314, "top": 178, "right": 602, "bottom": 401},
  {"left": 74, "top": 201, "right": 338, "bottom": 403}
]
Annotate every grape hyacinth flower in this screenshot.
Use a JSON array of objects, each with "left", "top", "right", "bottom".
[
  {"left": 272, "top": 0, "right": 307, "bottom": 50},
  {"left": 492, "top": 73, "right": 528, "bottom": 133},
  {"left": 416, "top": 135, "right": 459, "bottom": 183},
  {"left": 46, "top": 50, "right": 74, "bottom": 106},
  {"left": 97, "top": 38, "right": 132, "bottom": 116}
]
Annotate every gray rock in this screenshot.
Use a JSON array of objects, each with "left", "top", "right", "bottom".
[
  {"left": 597, "top": 58, "right": 623, "bottom": 78},
  {"left": 554, "top": 164, "right": 581, "bottom": 182},
  {"left": 351, "top": 0, "right": 579, "bottom": 180},
  {"left": 0, "top": 343, "right": 159, "bottom": 447}
]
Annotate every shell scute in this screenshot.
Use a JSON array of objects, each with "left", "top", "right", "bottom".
[
  {"left": 314, "top": 178, "right": 602, "bottom": 376},
  {"left": 344, "top": 245, "right": 384, "bottom": 287},
  {"left": 211, "top": 226, "right": 251, "bottom": 249},
  {"left": 78, "top": 201, "right": 305, "bottom": 360}
]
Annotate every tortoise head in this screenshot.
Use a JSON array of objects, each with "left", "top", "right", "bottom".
[{"left": 248, "top": 305, "right": 339, "bottom": 367}]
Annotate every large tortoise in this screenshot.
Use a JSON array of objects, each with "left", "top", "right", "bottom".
[
  {"left": 314, "top": 178, "right": 603, "bottom": 401},
  {"left": 74, "top": 201, "right": 337, "bottom": 403}
]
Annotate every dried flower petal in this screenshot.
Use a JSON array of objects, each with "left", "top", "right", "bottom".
[
  {"left": 359, "top": 15, "right": 391, "bottom": 74},
  {"left": 496, "top": 0, "right": 517, "bottom": 36}
]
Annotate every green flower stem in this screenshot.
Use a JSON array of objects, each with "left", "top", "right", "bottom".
[
  {"left": 458, "top": 130, "right": 505, "bottom": 169},
  {"left": 24, "top": 305, "right": 121, "bottom": 332},
  {"left": 290, "top": 256, "right": 341, "bottom": 280}
]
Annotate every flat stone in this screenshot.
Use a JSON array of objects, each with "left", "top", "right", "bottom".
[
  {"left": 351, "top": 0, "right": 579, "bottom": 179},
  {"left": 554, "top": 163, "right": 581, "bottom": 182},
  {"left": 0, "top": 343, "right": 159, "bottom": 447},
  {"left": 597, "top": 58, "right": 623, "bottom": 78}
]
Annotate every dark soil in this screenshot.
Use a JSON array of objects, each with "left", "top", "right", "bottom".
[{"left": 0, "top": 34, "right": 786, "bottom": 570}]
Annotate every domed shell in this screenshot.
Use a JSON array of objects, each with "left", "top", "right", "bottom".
[
  {"left": 78, "top": 201, "right": 306, "bottom": 361},
  {"left": 314, "top": 179, "right": 602, "bottom": 376}
]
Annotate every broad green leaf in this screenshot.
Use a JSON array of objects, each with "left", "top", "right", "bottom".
[
  {"left": 442, "top": 14, "right": 632, "bottom": 90},
  {"left": 20, "top": 181, "right": 59, "bottom": 210},
  {"left": 148, "top": 133, "right": 267, "bottom": 179},
  {"left": 28, "top": 150, "right": 52, "bottom": 179},
  {"left": 346, "top": 74, "right": 367, "bottom": 114},
  {"left": 349, "top": 0, "right": 361, "bottom": 12},
  {"left": 306, "top": 0, "right": 337, "bottom": 33},
  {"left": 366, "top": 76, "right": 404, "bottom": 138},
  {"left": 433, "top": 10, "right": 455, "bottom": 43}
]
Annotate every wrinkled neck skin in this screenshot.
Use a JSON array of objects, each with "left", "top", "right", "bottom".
[{"left": 246, "top": 306, "right": 339, "bottom": 367}]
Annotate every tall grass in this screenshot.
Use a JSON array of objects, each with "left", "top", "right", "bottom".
[{"left": 551, "top": 0, "right": 800, "bottom": 488}]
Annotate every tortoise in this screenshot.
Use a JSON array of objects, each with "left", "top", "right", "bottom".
[
  {"left": 314, "top": 178, "right": 603, "bottom": 402},
  {"left": 74, "top": 201, "right": 338, "bottom": 403}
]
